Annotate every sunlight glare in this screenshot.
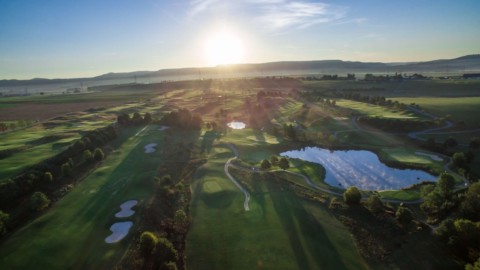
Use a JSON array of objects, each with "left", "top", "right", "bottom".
[{"left": 204, "top": 29, "right": 246, "bottom": 66}]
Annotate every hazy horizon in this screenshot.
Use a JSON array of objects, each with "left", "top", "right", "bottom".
[{"left": 1, "top": 0, "right": 479, "bottom": 80}]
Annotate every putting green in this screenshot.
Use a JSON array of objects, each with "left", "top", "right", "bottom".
[{"left": 203, "top": 180, "right": 223, "bottom": 193}]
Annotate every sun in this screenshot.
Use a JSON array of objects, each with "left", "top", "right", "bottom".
[{"left": 204, "top": 29, "right": 246, "bottom": 66}]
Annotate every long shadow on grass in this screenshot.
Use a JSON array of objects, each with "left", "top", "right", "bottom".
[
  {"left": 67, "top": 127, "right": 159, "bottom": 225},
  {"left": 268, "top": 177, "right": 348, "bottom": 270},
  {"left": 252, "top": 129, "right": 266, "bottom": 144},
  {"left": 200, "top": 130, "right": 220, "bottom": 154}
]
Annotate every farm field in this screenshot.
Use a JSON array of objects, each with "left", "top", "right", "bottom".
[{"left": 0, "top": 125, "right": 166, "bottom": 269}]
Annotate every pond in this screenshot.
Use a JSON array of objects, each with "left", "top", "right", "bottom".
[
  {"left": 227, "top": 121, "right": 246, "bottom": 129},
  {"left": 280, "top": 147, "right": 437, "bottom": 190}
]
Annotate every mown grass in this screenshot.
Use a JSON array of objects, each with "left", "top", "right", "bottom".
[
  {"left": 378, "top": 190, "right": 421, "bottom": 201},
  {"left": 336, "top": 130, "right": 403, "bottom": 147},
  {"left": 336, "top": 99, "right": 420, "bottom": 119},
  {"left": 0, "top": 100, "right": 166, "bottom": 182},
  {"left": 391, "top": 96, "right": 480, "bottom": 126},
  {"left": 0, "top": 125, "right": 166, "bottom": 269},
  {"left": 0, "top": 121, "right": 105, "bottom": 181},
  {"left": 187, "top": 145, "right": 368, "bottom": 270}
]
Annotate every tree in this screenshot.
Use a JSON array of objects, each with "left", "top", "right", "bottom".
[
  {"left": 30, "top": 192, "right": 50, "bottom": 211},
  {"left": 365, "top": 195, "right": 384, "bottom": 213},
  {"left": 83, "top": 149, "right": 93, "bottom": 163},
  {"left": 466, "top": 257, "right": 480, "bottom": 270},
  {"left": 132, "top": 112, "right": 143, "bottom": 124},
  {"left": 164, "top": 261, "right": 178, "bottom": 270},
  {"left": 43, "top": 171, "right": 53, "bottom": 183},
  {"left": 270, "top": 155, "right": 279, "bottom": 166},
  {"left": 460, "top": 182, "right": 480, "bottom": 221},
  {"left": 260, "top": 159, "right": 272, "bottom": 170},
  {"left": 93, "top": 148, "right": 104, "bottom": 161},
  {"left": 396, "top": 206, "right": 414, "bottom": 226},
  {"left": 452, "top": 152, "right": 468, "bottom": 169},
  {"left": 421, "top": 190, "right": 445, "bottom": 221},
  {"left": 435, "top": 218, "right": 456, "bottom": 243},
  {"left": 144, "top": 112, "right": 153, "bottom": 124},
  {"left": 443, "top": 137, "right": 458, "bottom": 148},
  {"left": 0, "top": 210, "right": 9, "bottom": 236},
  {"left": 343, "top": 186, "right": 361, "bottom": 205},
  {"left": 155, "top": 237, "right": 178, "bottom": 263},
  {"left": 174, "top": 209, "right": 188, "bottom": 233},
  {"left": 470, "top": 137, "right": 480, "bottom": 149},
  {"left": 117, "top": 113, "right": 131, "bottom": 125},
  {"left": 278, "top": 157, "right": 290, "bottom": 170},
  {"left": 438, "top": 172, "right": 455, "bottom": 198},
  {"left": 61, "top": 162, "right": 72, "bottom": 177},
  {"left": 139, "top": 231, "right": 158, "bottom": 256},
  {"left": 421, "top": 184, "right": 435, "bottom": 196}
]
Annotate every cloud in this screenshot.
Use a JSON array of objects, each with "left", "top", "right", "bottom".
[
  {"left": 258, "top": 2, "right": 346, "bottom": 29},
  {"left": 187, "top": 0, "right": 347, "bottom": 30},
  {"left": 187, "top": 0, "right": 220, "bottom": 17}
]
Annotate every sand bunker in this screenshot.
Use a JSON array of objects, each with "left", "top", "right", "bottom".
[
  {"left": 158, "top": 126, "right": 169, "bottom": 131},
  {"left": 104, "top": 221, "right": 133, "bottom": 243},
  {"left": 144, "top": 143, "right": 157, "bottom": 153},
  {"left": 115, "top": 200, "right": 138, "bottom": 218},
  {"left": 415, "top": 152, "right": 443, "bottom": 161}
]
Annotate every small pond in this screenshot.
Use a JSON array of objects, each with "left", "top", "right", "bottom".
[
  {"left": 281, "top": 147, "right": 437, "bottom": 190},
  {"left": 227, "top": 121, "right": 246, "bottom": 129}
]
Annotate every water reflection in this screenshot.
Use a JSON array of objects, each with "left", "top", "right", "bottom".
[
  {"left": 281, "top": 146, "right": 436, "bottom": 190},
  {"left": 227, "top": 121, "right": 246, "bottom": 129}
]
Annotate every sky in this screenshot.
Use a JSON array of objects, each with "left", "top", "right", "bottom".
[{"left": 1, "top": 0, "right": 479, "bottom": 79}]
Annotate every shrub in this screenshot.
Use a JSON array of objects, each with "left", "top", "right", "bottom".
[
  {"left": 278, "top": 157, "right": 290, "bottom": 170},
  {"left": 30, "top": 192, "right": 50, "bottom": 211},
  {"left": 83, "top": 149, "right": 93, "bottom": 162},
  {"left": 61, "top": 162, "right": 72, "bottom": 177},
  {"left": 93, "top": 148, "right": 104, "bottom": 161},
  {"left": 140, "top": 231, "right": 158, "bottom": 256},
  {"left": 365, "top": 195, "right": 383, "bottom": 213},
  {"left": 155, "top": 237, "right": 178, "bottom": 263},
  {"left": 270, "top": 155, "right": 279, "bottom": 166},
  {"left": 0, "top": 210, "right": 9, "bottom": 236},
  {"left": 164, "top": 262, "right": 178, "bottom": 270},
  {"left": 396, "top": 206, "right": 414, "bottom": 226},
  {"left": 260, "top": 159, "right": 271, "bottom": 170},
  {"left": 343, "top": 186, "right": 361, "bottom": 205},
  {"left": 43, "top": 172, "right": 53, "bottom": 183}
]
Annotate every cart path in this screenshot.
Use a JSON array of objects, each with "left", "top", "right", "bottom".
[
  {"left": 224, "top": 143, "right": 426, "bottom": 208},
  {"left": 224, "top": 144, "right": 250, "bottom": 211}
]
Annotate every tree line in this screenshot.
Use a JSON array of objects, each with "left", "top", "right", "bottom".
[{"left": 0, "top": 125, "right": 116, "bottom": 238}]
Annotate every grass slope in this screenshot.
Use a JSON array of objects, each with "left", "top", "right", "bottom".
[{"left": 187, "top": 145, "right": 368, "bottom": 270}]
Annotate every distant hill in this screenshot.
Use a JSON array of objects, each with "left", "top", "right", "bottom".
[{"left": 1, "top": 55, "right": 480, "bottom": 87}]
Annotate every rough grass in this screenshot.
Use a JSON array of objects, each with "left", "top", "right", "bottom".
[{"left": 0, "top": 125, "right": 166, "bottom": 269}]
